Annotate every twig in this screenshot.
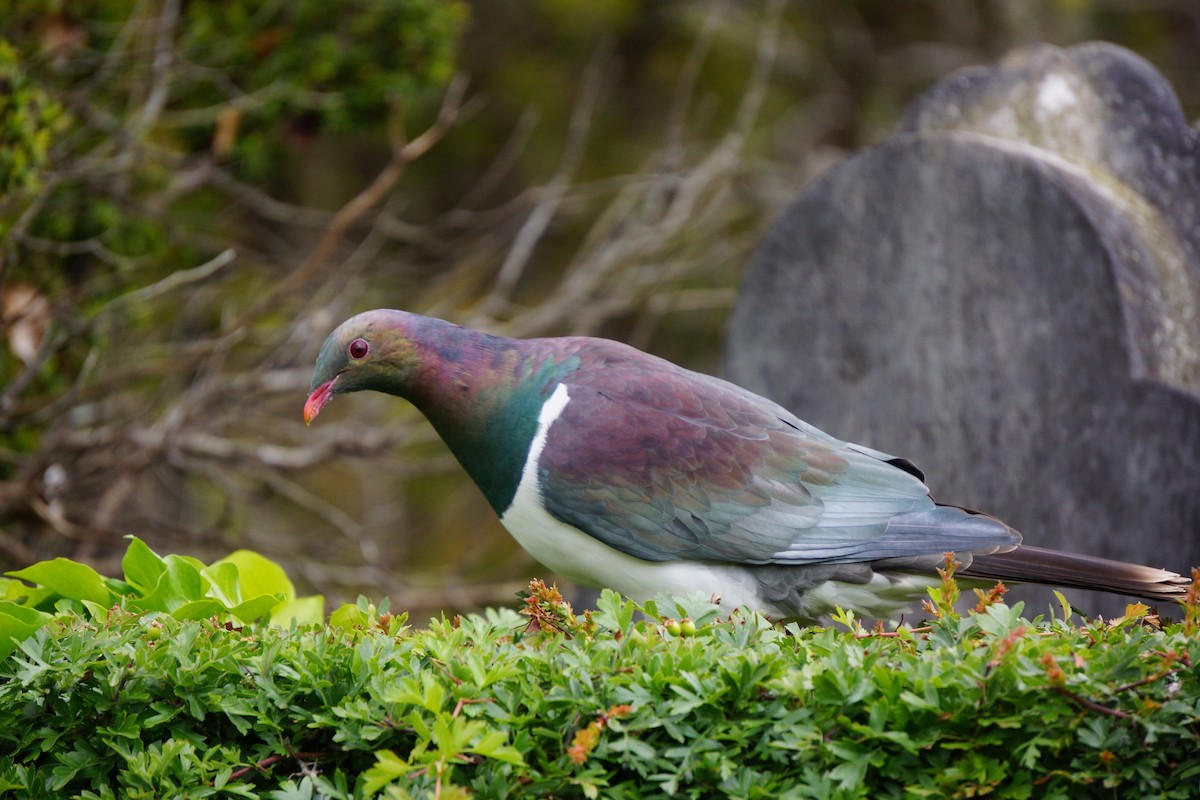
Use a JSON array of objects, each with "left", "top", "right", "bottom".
[
  {"left": 171, "top": 429, "right": 401, "bottom": 471},
  {"left": 135, "top": 0, "right": 181, "bottom": 133},
  {"left": 0, "top": 326, "right": 73, "bottom": 421},
  {"left": 102, "top": 249, "right": 237, "bottom": 313},
  {"left": 208, "top": 168, "right": 340, "bottom": 227},
  {"left": 82, "top": 0, "right": 150, "bottom": 90},
  {"left": 18, "top": 235, "right": 145, "bottom": 270},
  {"left": 1111, "top": 667, "right": 1185, "bottom": 695},
  {"left": 452, "top": 697, "right": 495, "bottom": 718},
  {"left": 227, "top": 751, "right": 328, "bottom": 782},
  {"left": 1049, "top": 686, "right": 1132, "bottom": 719},
  {"left": 731, "top": 0, "right": 783, "bottom": 142},
  {"left": 158, "top": 82, "right": 339, "bottom": 128},
  {"left": 0, "top": 247, "right": 237, "bottom": 428}
]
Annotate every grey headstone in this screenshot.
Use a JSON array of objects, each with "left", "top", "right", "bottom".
[{"left": 726, "top": 43, "right": 1200, "bottom": 617}]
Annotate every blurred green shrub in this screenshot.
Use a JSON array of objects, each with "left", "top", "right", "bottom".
[
  {"left": 0, "top": 536, "right": 323, "bottom": 659},
  {"left": 0, "top": 40, "right": 66, "bottom": 194}
]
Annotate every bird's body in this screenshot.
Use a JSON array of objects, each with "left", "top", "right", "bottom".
[{"left": 305, "top": 310, "right": 1191, "bottom": 621}]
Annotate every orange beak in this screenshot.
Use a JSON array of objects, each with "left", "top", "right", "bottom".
[{"left": 304, "top": 377, "right": 337, "bottom": 425}]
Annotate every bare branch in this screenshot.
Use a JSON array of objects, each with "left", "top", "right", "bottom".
[
  {"left": 157, "top": 82, "right": 340, "bottom": 128},
  {"left": 236, "top": 74, "right": 470, "bottom": 323},
  {"left": 482, "top": 46, "right": 610, "bottom": 311},
  {"left": 209, "top": 169, "right": 342, "bottom": 228},
  {"left": 135, "top": 0, "right": 182, "bottom": 133},
  {"left": 17, "top": 235, "right": 146, "bottom": 270},
  {"left": 731, "top": 0, "right": 784, "bottom": 142},
  {"left": 102, "top": 249, "right": 238, "bottom": 313},
  {"left": 1048, "top": 686, "right": 1133, "bottom": 719}
]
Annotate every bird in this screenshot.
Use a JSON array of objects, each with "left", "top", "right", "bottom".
[{"left": 304, "top": 309, "right": 1192, "bottom": 622}]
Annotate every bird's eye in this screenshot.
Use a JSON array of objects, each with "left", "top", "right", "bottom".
[{"left": 348, "top": 338, "right": 370, "bottom": 360}]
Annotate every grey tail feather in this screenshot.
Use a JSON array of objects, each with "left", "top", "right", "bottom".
[{"left": 960, "top": 545, "right": 1193, "bottom": 605}]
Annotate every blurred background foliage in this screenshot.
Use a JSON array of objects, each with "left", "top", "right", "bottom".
[{"left": 1, "top": 0, "right": 1198, "bottom": 618}]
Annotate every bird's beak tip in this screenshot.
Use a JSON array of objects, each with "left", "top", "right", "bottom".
[{"left": 304, "top": 377, "right": 337, "bottom": 426}]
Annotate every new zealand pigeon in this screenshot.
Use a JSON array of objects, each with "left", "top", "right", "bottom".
[{"left": 305, "top": 309, "right": 1190, "bottom": 621}]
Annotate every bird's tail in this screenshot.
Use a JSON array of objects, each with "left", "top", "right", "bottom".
[{"left": 960, "top": 545, "right": 1193, "bottom": 605}]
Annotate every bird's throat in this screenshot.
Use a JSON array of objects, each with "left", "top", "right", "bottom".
[{"left": 417, "top": 358, "right": 573, "bottom": 515}]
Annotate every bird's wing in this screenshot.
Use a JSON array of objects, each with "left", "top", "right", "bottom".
[{"left": 538, "top": 355, "right": 1017, "bottom": 566}]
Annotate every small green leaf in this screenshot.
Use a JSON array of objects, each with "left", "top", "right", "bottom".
[
  {"left": 80, "top": 599, "right": 111, "bottom": 620},
  {"left": 7, "top": 558, "right": 113, "bottom": 606},
  {"left": 429, "top": 715, "right": 478, "bottom": 756},
  {"left": 425, "top": 680, "right": 447, "bottom": 715},
  {"left": 472, "top": 730, "right": 506, "bottom": 754},
  {"left": 209, "top": 550, "right": 294, "bottom": 602},
  {"left": 130, "top": 555, "right": 208, "bottom": 613},
  {"left": 362, "top": 749, "right": 411, "bottom": 794},
  {"left": 471, "top": 731, "right": 526, "bottom": 766},
  {"left": 329, "top": 603, "right": 370, "bottom": 630},
  {"left": 227, "top": 594, "right": 284, "bottom": 624},
  {"left": 203, "top": 561, "right": 242, "bottom": 607},
  {"left": 121, "top": 536, "right": 166, "bottom": 595},
  {"left": 0, "top": 601, "right": 52, "bottom": 660},
  {"left": 1052, "top": 590, "right": 1074, "bottom": 623},
  {"left": 596, "top": 589, "right": 635, "bottom": 633},
  {"left": 170, "top": 599, "right": 227, "bottom": 621}
]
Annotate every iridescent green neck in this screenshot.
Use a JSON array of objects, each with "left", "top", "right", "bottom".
[{"left": 393, "top": 322, "right": 579, "bottom": 513}]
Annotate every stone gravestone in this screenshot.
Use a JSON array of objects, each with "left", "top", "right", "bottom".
[{"left": 726, "top": 43, "right": 1200, "bottom": 617}]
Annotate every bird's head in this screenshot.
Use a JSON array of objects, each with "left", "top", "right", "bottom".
[{"left": 304, "top": 309, "right": 424, "bottom": 425}]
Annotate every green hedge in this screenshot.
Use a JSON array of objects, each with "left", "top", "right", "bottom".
[{"left": 2, "top": 551, "right": 1199, "bottom": 798}]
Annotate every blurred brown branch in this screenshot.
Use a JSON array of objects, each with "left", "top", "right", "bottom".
[{"left": 241, "top": 74, "right": 474, "bottom": 322}]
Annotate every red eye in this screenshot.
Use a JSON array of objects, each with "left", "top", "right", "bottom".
[{"left": 348, "top": 338, "right": 369, "bottom": 360}]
